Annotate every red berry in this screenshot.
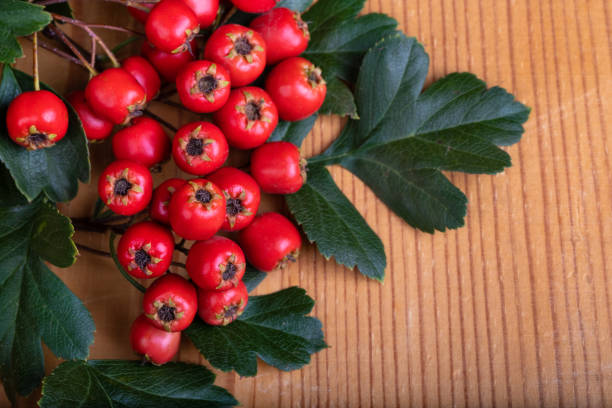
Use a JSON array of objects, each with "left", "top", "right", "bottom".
[
  {"left": 229, "top": 0, "right": 278, "bottom": 13},
  {"left": 207, "top": 167, "right": 260, "bottom": 231},
  {"left": 250, "top": 141, "right": 305, "bottom": 194},
  {"left": 239, "top": 212, "right": 301, "bottom": 271},
  {"left": 180, "top": 0, "right": 219, "bottom": 29},
  {"left": 176, "top": 60, "right": 231, "bottom": 113},
  {"left": 265, "top": 57, "right": 326, "bottom": 121},
  {"left": 204, "top": 24, "right": 266, "bottom": 87},
  {"left": 6, "top": 90, "right": 68, "bottom": 150},
  {"left": 213, "top": 87, "right": 278, "bottom": 150},
  {"left": 143, "top": 273, "right": 198, "bottom": 332},
  {"left": 150, "top": 178, "right": 187, "bottom": 225},
  {"left": 122, "top": 56, "right": 161, "bottom": 102},
  {"left": 197, "top": 281, "right": 248, "bottom": 326},
  {"left": 128, "top": 2, "right": 155, "bottom": 23},
  {"left": 117, "top": 221, "right": 175, "bottom": 279},
  {"left": 67, "top": 90, "right": 113, "bottom": 142},
  {"left": 172, "top": 121, "right": 228, "bottom": 176},
  {"left": 250, "top": 8, "right": 309, "bottom": 65},
  {"left": 130, "top": 314, "right": 180, "bottom": 365},
  {"left": 146, "top": 0, "right": 199, "bottom": 54},
  {"left": 85, "top": 68, "right": 147, "bottom": 125},
  {"left": 187, "top": 236, "right": 245, "bottom": 291},
  {"left": 169, "top": 179, "right": 226, "bottom": 240},
  {"left": 112, "top": 117, "right": 170, "bottom": 168},
  {"left": 98, "top": 160, "right": 153, "bottom": 215},
  {"left": 141, "top": 39, "right": 197, "bottom": 82}
]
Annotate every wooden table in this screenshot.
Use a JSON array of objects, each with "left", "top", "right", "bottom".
[{"left": 6, "top": 0, "right": 611, "bottom": 406}]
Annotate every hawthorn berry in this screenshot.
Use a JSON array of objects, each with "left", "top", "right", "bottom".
[
  {"left": 145, "top": 0, "right": 199, "bottom": 54},
  {"left": 197, "top": 281, "right": 248, "bottom": 326},
  {"left": 67, "top": 90, "right": 113, "bottom": 142},
  {"left": 204, "top": 24, "right": 266, "bottom": 87},
  {"left": 181, "top": 0, "right": 219, "bottom": 29},
  {"left": 169, "top": 179, "right": 226, "bottom": 240},
  {"left": 213, "top": 87, "right": 278, "bottom": 150},
  {"left": 186, "top": 236, "right": 246, "bottom": 291},
  {"left": 128, "top": 2, "right": 155, "bottom": 24},
  {"left": 207, "top": 167, "right": 260, "bottom": 231},
  {"left": 265, "top": 57, "right": 327, "bottom": 121},
  {"left": 130, "top": 314, "right": 181, "bottom": 365},
  {"left": 176, "top": 60, "right": 231, "bottom": 113},
  {"left": 150, "top": 178, "right": 187, "bottom": 225},
  {"left": 112, "top": 117, "right": 170, "bottom": 168},
  {"left": 85, "top": 68, "right": 147, "bottom": 125},
  {"left": 98, "top": 160, "right": 153, "bottom": 216},
  {"left": 250, "top": 141, "right": 306, "bottom": 194},
  {"left": 122, "top": 56, "right": 161, "bottom": 102},
  {"left": 117, "top": 221, "right": 175, "bottom": 279},
  {"left": 141, "top": 39, "right": 197, "bottom": 82},
  {"left": 230, "top": 0, "right": 279, "bottom": 13},
  {"left": 6, "top": 90, "right": 68, "bottom": 150},
  {"left": 250, "top": 8, "right": 310, "bottom": 65},
  {"left": 172, "top": 121, "right": 228, "bottom": 176},
  {"left": 239, "top": 212, "right": 302, "bottom": 272},
  {"left": 143, "top": 273, "right": 198, "bottom": 332}
]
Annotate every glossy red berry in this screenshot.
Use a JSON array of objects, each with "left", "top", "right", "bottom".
[
  {"left": 85, "top": 68, "right": 147, "bottom": 125},
  {"left": 176, "top": 60, "right": 231, "bottom": 113},
  {"left": 204, "top": 24, "right": 266, "bottom": 87},
  {"left": 117, "top": 221, "right": 175, "bottom": 279},
  {"left": 265, "top": 57, "right": 326, "bottom": 121},
  {"left": 145, "top": 0, "right": 199, "bottom": 54},
  {"left": 213, "top": 87, "right": 278, "bottom": 150},
  {"left": 197, "top": 281, "right": 248, "bottom": 326},
  {"left": 186, "top": 236, "right": 245, "bottom": 291},
  {"left": 112, "top": 117, "right": 170, "bottom": 168},
  {"left": 67, "top": 90, "right": 113, "bottom": 142},
  {"left": 143, "top": 273, "right": 198, "bottom": 332},
  {"left": 128, "top": 2, "right": 155, "bottom": 23},
  {"left": 150, "top": 178, "right": 187, "bottom": 225},
  {"left": 229, "top": 0, "right": 278, "bottom": 13},
  {"left": 172, "top": 121, "right": 228, "bottom": 176},
  {"left": 169, "top": 179, "right": 226, "bottom": 240},
  {"left": 250, "top": 8, "right": 309, "bottom": 65},
  {"left": 181, "top": 0, "right": 219, "bottom": 29},
  {"left": 141, "top": 39, "right": 197, "bottom": 82},
  {"left": 250, "top": 141, "right": 306, "bottom": 194},
  {"left": 6, "top": 90, "right": 68, "bottom": 150},
  {"left": 207, "top": 167, "right": 260, "bottom": 231},
  {"left": 130, "top": 314, "right": 180, "bottom": 365},
  {"left": 122, "top": 56, "right": 161, "bottom": 102},
  {"left": 239, "top": 212, "right": 301, "bottom": 272},
  {"left": 98, "top": 160, "right": 153, "bottom": 216}
]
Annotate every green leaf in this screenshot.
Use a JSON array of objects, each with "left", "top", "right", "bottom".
[
  {"left": 0, "top": 66, "right": 90, "bottom": 202},
  {"left": 0, "top": 0, "right": 51, "bottom": 63},
  {"left": 44, "top": 1, "right": 73, "bottom": 18},
  {"left": 276, "top": 0, "right": 312, "bottom": 11},
  {"left": 185, "top": 287, "right": 326, "bottom": 377},
  {"left": 243, "top": 265, "right": 267, "bottom": 292},
  {"left": 310, "top": 33, "right": 530, "bottom": 233},
  {"left": 286, "top": 165, "right": 386, "bottom": 280},
  {"left": 268, "top": 114, "right": 317, "bottom": 147},
  {"left": 39, "top": 360, "right": 238, "bottom": 407},
  {"left": 302, "top": 0, "right": 364, "bottom": 34},
  {"left": 0, "top": 169, "right": 92, "bottom": 402},
  {"left": 319, "top": 78, "right": 358, "bottom": 118}
]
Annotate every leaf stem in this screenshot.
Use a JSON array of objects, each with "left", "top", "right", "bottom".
[
  {"left": 103, "top": 0, "right": 157, "bottom": 12},
  {"left": 143, "top": 110, "right": 178, "bottom": 133},
  {"left": 32, "top": 32, "right": 40, "bottom": 91},
  {"left": 109, "top": 232, "right": 146, "bottom": 293},
  {"left": 307, "top": 152, "right": 349, "bottom": 166},
  {"left": 47, "top": 24, "right": 98, "bottom": 76}
]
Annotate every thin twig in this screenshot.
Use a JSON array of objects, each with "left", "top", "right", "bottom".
[
  {"left": 87, "top": 24, "right": 144, "bottom": 36},
  {"left": 36, "top": 0, "right": 68, "bottom": 5},
  {"left": 103, "top": 0, "right": 155, "bottom": 12},
  {"left": 29, "top": 36, "right": 85, "bottom": 67},
  {"left": 90, "top": 36, "right": 96, "bottom": 77},
  {"left": 153, "top": 99, "right": 187, "bottom": 110},
  {"left": 143, "top": 110, "right": 178, "bottom": 133},
  {"left": 47, "top": 24, "right": 98, "bottom": 75},
  {"left": 32, "top": 32, "right": 40, "bottom": 91}
]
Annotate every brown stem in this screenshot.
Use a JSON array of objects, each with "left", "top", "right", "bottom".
[
  {"left": 153, "top": 99, "right": 187, "bottom": 110},
  {"left": 30, "top": 36, "right": 85, "bottom": 67},
  {"left": 32, "top": 32, "right": 40, "bottom": 91},
  {"left": 47, "top": 24, "right": 98, "bottom": 75},
  {"left": 143, "top": 110, "right": 178, "bottom": 133},
  {"left": 90, "top": 37, "right": 96, "bottom": 76},
  {"left": 36, "top": 0, "right": 68, "bottom": 5},
  {"left": 86, "top": 24, "right": 144, "bottom": 36},
  {"left": 103, "top": 0, "right": 155, "bottom": 12}
]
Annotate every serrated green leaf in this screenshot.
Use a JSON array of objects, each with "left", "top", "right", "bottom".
[
  {"left": 44, "top": 1, "right": 73, "bottom": 18},
  {"left": 185, "top": 287, "right": 326, "bottom": 377},
  {"left": 0, "top": 66, "right": 90, "bottom": 202},
  {"left": 268, "top": 114, "right": 317, "bottom": 147},
  {"left": 39, "top": 360, "right": 238, "bottom": 408},
  {"left": 0, "top": 0, "right": 51, "bottom": 63},
  {"left": 286, "top": 165, "right": 385, "bottom": 280},
  {"left": 243, "top": 265, "right": 267, "bottom": 292},
  {"left": 319, "top": 78, "right": 358, "bottom": 118},
  {"left": 302, "top": 0, "right": 364, "bottom": 34}
]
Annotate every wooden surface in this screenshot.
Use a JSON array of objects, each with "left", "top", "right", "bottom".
[{"left": 4, "top": 0, "right": 612, "bottom": 406}]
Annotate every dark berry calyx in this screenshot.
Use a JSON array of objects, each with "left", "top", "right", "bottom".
[
  {"left": 186, "top": 138, "right": 204, "bottom": 156},
  {"left": 224, "top": 304, "right": 239, "bottom": 319},
  {"left": 28, "top": 133, "right": 48, "bottom": 146},
  {"left": 195, "top": 189, "right": 212, "bottom": 203},
  {"left": 226, "top": 197, "right": 243, "bottom": 216},
  {"left": 234, "top": 36, "right": 253, "bottom": 55},
  {"left": 244, "top": 101, "right": 262, "bottom": 121},
  {"left": 157, "top": 304, "right": 176, "bottom": 322},
  {"left": 222, "top": 262, "right": 237, "bottom": 281},
  {"left": 134, "top": 249, "right": 151, "bottom": 270},
  {"left": 198, "top": 75, "right": 218, "bottom": 95},
  {"left": 114, "top": 178, "right": 132, "bottom": 196}
]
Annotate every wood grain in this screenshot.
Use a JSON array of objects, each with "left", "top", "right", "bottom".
[{"left": 4, "top": 0, "right": 612, "bottom": 406}]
